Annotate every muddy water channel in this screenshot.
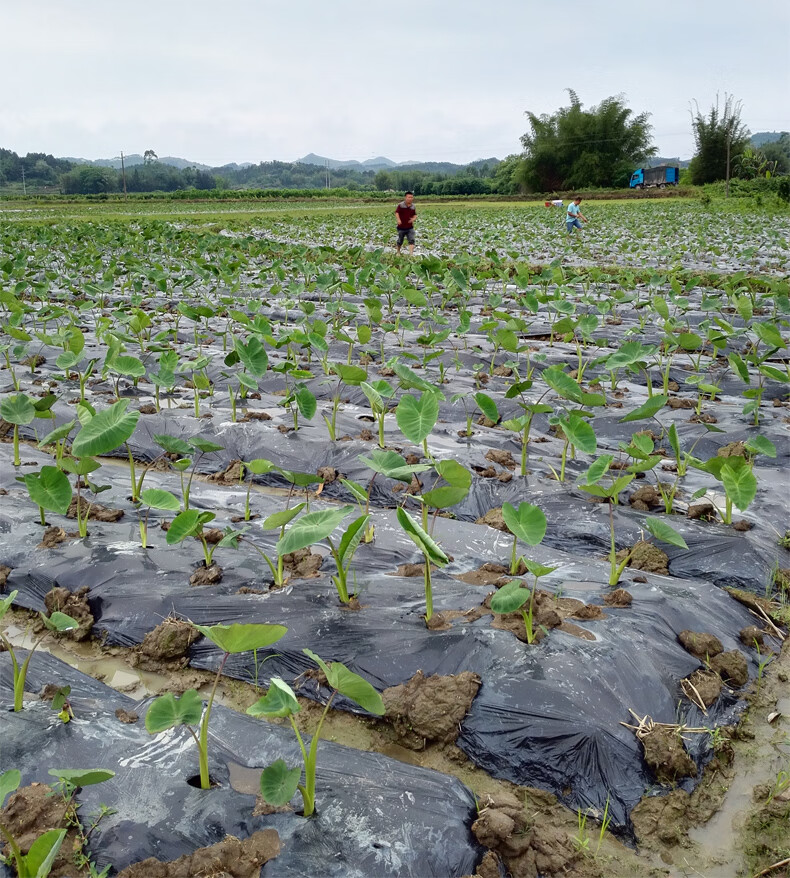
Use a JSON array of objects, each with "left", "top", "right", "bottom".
[{"left": 1, "top": 211, "right": 789, "bottom": 876}]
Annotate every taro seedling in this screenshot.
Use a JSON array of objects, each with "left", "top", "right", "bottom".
[
  {"left": 1, "top": 769, "right": 66, "bottom": 878},
  {"left": 501, "top": 502, "right": 547, "bottom": 576},
  {"left": 419, "top": 459, "right": 472, "bottom": 532},
  {"left": 19, "top": 465, "right": 72, "bottom": 526},
  {"left": 152, "top": 434, "right": 224, "bottom": 510},
  {"left": 166, "top": 509, "right": 241, "bottom": 570},
  {"left": 247, "top": 648, "right": 385, "bottom": 817},
  {"left": 578, "top": 457, "right": 688, "bottom": 585},
  {"left": 146, "top": 622, "right": 287, "bottom": 790},
  {"left": 450, "top": 391, "right": 499, "bottom": 437},
  {"left": 138, "top": 488, "right": 181, "bottom": 548},
  {"left": 275, "top": 505, "right": 365, "bottom": 603},
  {"left": 0, "top": 392, "right": 35, "bottom": 467},
  {"left": 396, "top": 508, "right": 449, "bottom": 622},
  {"left": 340, "top": 478, "right": 375, "bottom": 542},
  {"left": 244, "top": 503, "right": 307, "bottom": 587},
  {"left": 395, "top": 390, "right": 440, "bottom": 460},
  {"left": 324, "top": 362, "right": 367, "bottom": 441},
  {"left": 0, "top": 590, "right": 79, "bottom": 712},
  {"left": 490, "top": 579, "right": 542, "bottom": 644},
  {"left": 359, "top": 379, "right": 396, "bottom": 448}
]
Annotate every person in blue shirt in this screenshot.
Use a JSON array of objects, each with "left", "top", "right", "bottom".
[{"left": 566, "top": 197, "right": 587, "bottom": 234}]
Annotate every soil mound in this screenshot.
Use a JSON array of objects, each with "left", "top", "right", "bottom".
[
  {"left": 43, "top": 585, "right": 94, "bottom": 641},
  {"left": 116, "top": 829, "right": 281, "bottom": 878},
  {"left": 383, "top": 670, "right": 482, "bottom": 746},
  {"left": 133, "top": 618, "right": 199, "bottom": 669},
  {"left": 641, "top": 726, "right": 697, "bottom": 783}
]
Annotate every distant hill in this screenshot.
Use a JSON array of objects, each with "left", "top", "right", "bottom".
[
  {"left": 295, "top": 153, "right": 500, "bottom": 173},
  {"left": 750, "top": 131, "right": 788, "bottom": 148},
  {"left": 648, "top": 156, "right": 691, "bottom": 169},
  {"left": 60, "top": 154, "right": 214, "bottom": 171}
]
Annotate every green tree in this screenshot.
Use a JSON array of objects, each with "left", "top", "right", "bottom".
[
  {"left": 689, "top": 93, "right": 750, "bottom": 185},
  {"left": 519, "top": 90, "right": 655, "bottom": 192},
  {"left": 761, "top": 133, "right": 790, "bottom": 175},
  {"left": 61, "top": 165, "right": 118, "bottom": 195}
]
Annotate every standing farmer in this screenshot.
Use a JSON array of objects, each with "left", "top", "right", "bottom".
[
  {"left": 395, "top": 191, "right": 416, "bottom": 255},
  {"left": 566, "top": 197, "right": 587, "bottom": 235}
]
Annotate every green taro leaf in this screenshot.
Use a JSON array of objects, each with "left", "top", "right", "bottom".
[
  {"left": 721, "top": 461, "right": 758, "bottom": 512},
  {"left": 396, "top": 392, "right": 440, "bottom": 445},
  {"left": 0, "top": 769, "right": 21, "bottom": 809},
  {"left": 188, "top": 437, "right": 224, "bottom": 454},
  {"left": 490, "top": 580, "right": 531, "bottom": 614},
  {"left": 752, "top": 321, "right": 786, "bottom": 350},
  {"left": 259, "top": 759, "right": 301, "bottom": 806},
  {"left": 145, "top": 689, "right": 203, "bottom": 733},
  {"left": 434, "top": 459, "right": 472, "bottom": 489},
  {"left": 245, "top": 458, "right": 277, "bottom": 475},
  {"left": 23, "top": 466, "right": 72, "bottom": 514},
  {"left": 501, "top": 502, "right": 547, "bottom": 546},
  {"left": 474, "top": 392, "right": 499, "bottom": 423},
  {"left": 294, "top": 385, "right": 317, "bottom": 420},
  {"left": 111, "top": 355, "right": 145, "bottom": 378},
  {"left": 153, "top": 434, "right": 193, "bottom": 456},
  {"left": 23, "top": 827, "right": 67, "bottom": 878},
  {"left": 193, "top": 622, "right": 288, "bottom": 654},
  {"left": 744, "top": 436, "right": 777, "bottom": 458},
  {"left": 0, "top": 393, "right": 36, "bottom": 426},
  {"left": 585, "top": 455, "right": 613, "bottom": 484},
  {"left": 523, "top": 559, "right": 558, "bottom": 578},
  {"left": 542, "top": 366, "right": 582, "bottom": 403},
  {"left": 421, "top": 486, "right": 469, "bottom": 509},
  {"left": 337, "top": 514, "right": 369, "bottom": 564},
  {"left": 644, "top": 517, "right": 688, "bottom": 550},
  {"left": 331, "top": 363, "right": 367, "bottom": 385},
  {"left": 620, "top": 395, "right": 669, "bottom": 422},
  {"left": 71, "top": 399, "right": 139, "bottom": 457},
  {"left": 41, "top": 611, "right": 79, "bottom": 633},
  {"left": 559, "top": 413, "right": 597, "bottom": 454},
  {"left": 38, "top": 420, "right": 76, "bottom": 448},
  {"left": 47, "top": 768, "right": 115, "bottom": 787},
  {"left": 396, "top": 508, "right": 449, "bottom": 567},
  {"left": 358, "top": 448, "right": 431, "bottom": 482},
  {"left": 247, "top": 678, "right": 300, "bottom": 718},
  {"left": 166, "top": 509, "right": 201, "bottom": 544},
  {"left": 140, "top": 488, "right": 181, "bottom": 511},
  {"left": 302, "top": 649, "right": 385, "bottom": 715},
  {"left": 263, "top": 503, "right": 305, "bottom": 531},
  {"left": 236, "top": 336, "right": 269, "bottom": 377},
  {"left": 276, "top": 506, "right": 353, "bottom": 557}
]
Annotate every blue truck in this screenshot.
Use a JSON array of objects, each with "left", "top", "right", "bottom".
[{"left": 629, "top": 165, "right": 680, "bottom": 189}]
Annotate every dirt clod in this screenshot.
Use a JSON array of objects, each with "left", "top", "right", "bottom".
[
  {"left": 67, "top": 496, "right": 124, "bottom": 522},
  {"left": 739, "top": 625, "right": 765, "bottom": 648},
  {"left": 37, "top": 526, "right": 79, "bottom": 548},
  {"left": 733, "top": 518, "right": 753, "bottom": 532},
  {"left": 603, "top": 589, "right": 633, "bottom": 607},
  {"left": 629, "top": 484, "right": 661, "bottom": 511},
  {"left": 43, "top": 586, "right": 94, "bottom": 640},
  {"left": 687, "top": 501, "right": 717, "bottom": 521},
  {"left": 641, "top": 726, "right": 697, "bottom": 783},
  {"left": 316, "top": 466, "right": 339, "bottom": 484},
  {"left": 0, "top": 564, "right": 11, "bottom": 588},
  {"left": 476, "top": 507, "right": 508, "bottom": 532},
  {"left": 383, "top": 670, "right": 482, "bottom": 747},
  {"left": 138, "top": 404, "right": 157, "bottom": 414},
  {"left": 116, "top": 708, "right": 139, "bottom": 723},
  {"left": 682, "top": 669, "right": 723, "bottom": 707},
  {"left": 709, "top": 650, "right": 749, "bottom": 687},
  {"left": 678, "top": 630, "right": 724, "bottom": 660},
  {"left": 717, "top": 441, "right": 747, "bottom": 458},
  {"left": 134, "top": 619, "right": 199, "bottom": 668},
  {"left": 485, "top": 449, "right": 516, "bottom": 470},
  {"left": 116, "top": 829, "right": 281, "bottom": 878},
  {"left": 282, "top": 547, "right": 322, "bottom": 579},
  {"left": 190, "top": 563, "right": 223, "bottom": 586},
  {"left": 618, "top": 540, "right": 669, "bottom": 576},
  {"left": 207, "top": 460, "right": 243, "bottom": 485}
]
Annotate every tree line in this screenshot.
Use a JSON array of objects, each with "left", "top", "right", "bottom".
[{"left": 2, "top": 91, "right": 788, "bottom": 197}]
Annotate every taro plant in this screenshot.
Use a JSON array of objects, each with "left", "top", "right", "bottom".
[
  {"left": 0, "top": 392, "right": 35, "bottom": 467},
  {"left": 501, "top": 501, "right": 547, "bottom": 575},
  {"left": 490, "top": 578, "right": 542, "bottom": 644},
  {"left": 244, "top": 503, "right": 306, "bottom": 587},
  {"left": 578, "top": 457, "right": 688, "bottom": 585},
  {"left": 18, "top": 465, "right": 72, "bottom": 527},
  {"left": 247, "top": 648, "right": 385, "bottom": 817},
  {"left": 450, "top": 391, "right": 500, "bottom": 437},
  {"left": 165, "top": 510, "right": 241, "bottom": 570},
  {"left": 324, "top": 363, "right": 367, "bottom": 441},
  {"left": 395, "top": 389, "right": 440, "bottom": 460},
  {"left": 339, "top": 478, "right": 375, "bottom": 542},
  {"left": 0, "top": 590, "right": 78, "bottom": 712},
  {"left": 396, "top": 508, "right": 450, "bottom": 622},
  {"left": 419, "top": 459, "right": 472, "bottom": 532},
  {"left": 138, "top": 488, "right": 181, "bottom": 548},
  {"left": 152, "top": 434, "right": 224, "bottom": 510},
  {"left": 145, "top": 622, "right": 287, "bottom": 790},
  {"left": 275, "top": 505, "right": 364, "bottom": 603},
  {"left": 359, "top": 379, "right": 396, "bottom": 448}
]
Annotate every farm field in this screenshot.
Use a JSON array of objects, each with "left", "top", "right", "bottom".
[{"left": 1, "top": 198, "right": 789, "bottom": 878}]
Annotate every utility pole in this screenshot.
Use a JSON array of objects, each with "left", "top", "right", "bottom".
[
  {"left": 120, "top": 151, "right": 128, "bottom": 199},
  {"left": 21, "top": 167, "right": 26, "bottom": 196},
  {"left": 725, "top": 124, "right": 732, "bottom": 199}
]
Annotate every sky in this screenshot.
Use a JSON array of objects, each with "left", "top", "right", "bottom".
[{"left": 2, "top": 0, "right": 788, "bottom": 168}]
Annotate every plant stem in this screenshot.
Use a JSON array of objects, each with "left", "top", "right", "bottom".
[{"left": 198, "top": 653, "right": 229, "bottom": 790}]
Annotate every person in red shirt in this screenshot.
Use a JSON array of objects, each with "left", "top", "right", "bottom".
[{"left": 395, "top": 191, "right": 416, "bottom": 255}]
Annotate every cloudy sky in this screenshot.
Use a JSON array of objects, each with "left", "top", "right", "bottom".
[{"left": 2, "top": 0, "right": 787, "bottom": 167}]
